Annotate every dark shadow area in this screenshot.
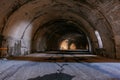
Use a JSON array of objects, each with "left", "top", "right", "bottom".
[
  {"left": 28, "top": 73, "right": 74, "bottom": 80},
  {"left": 7, "top": 55, "right": 95, "bottom": 62}
]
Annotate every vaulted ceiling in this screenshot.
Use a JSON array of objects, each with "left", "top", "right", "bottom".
[{"left": 0, "top": 0, "right": 120, "bottom": 58}]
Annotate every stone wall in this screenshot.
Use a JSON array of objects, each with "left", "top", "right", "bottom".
[{"left": 0, "top": 0, "right": 119, "bottom": 58}]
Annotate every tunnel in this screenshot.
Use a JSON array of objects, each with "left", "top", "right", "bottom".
[
  {"left": 32, "top": 20, "right": 91, "bottom": 53},
  {"left": 0, "top": 0, "right": 119, "bottom": 59},
  {"left": 1, "top": 0, "right": 120, "bottom": 80}
]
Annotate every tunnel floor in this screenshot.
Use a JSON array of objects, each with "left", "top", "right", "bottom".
[
  {"left": 7, "top": 53, "right": 119, "bottom": 62},
  {"left": 1, "top": 53, "right": 120, "bottom": 80},
  {"left": 0, "top": 59, "right": 120, "bottom": 80}
]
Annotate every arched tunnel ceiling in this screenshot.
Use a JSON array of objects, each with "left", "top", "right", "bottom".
[
  {"left": 32, "top": 20, "right": 89, "bottom": 51},
  {"left": 0, "top": 0, "right": 120, "bottom": 58}
]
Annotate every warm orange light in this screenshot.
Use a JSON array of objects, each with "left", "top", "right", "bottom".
[
  {"left": 70, "top": 43, "right": 76, "bottom": 50},
  {"left": 60, "top": 39, "right": 69, "bottom": 50},
  {"left": 0, "top": 48, "right": 7, "bottom": 50},
  {"left": 60, "top": 39, "right": 77, "bottom": 50}
]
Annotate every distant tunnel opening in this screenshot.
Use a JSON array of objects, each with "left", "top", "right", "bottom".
[
  {"left": 59, "top": 34, "right": 89, "bottom": 51},
  {"left": 32, "top": 20, "right": 92, "bottom": 54}
]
